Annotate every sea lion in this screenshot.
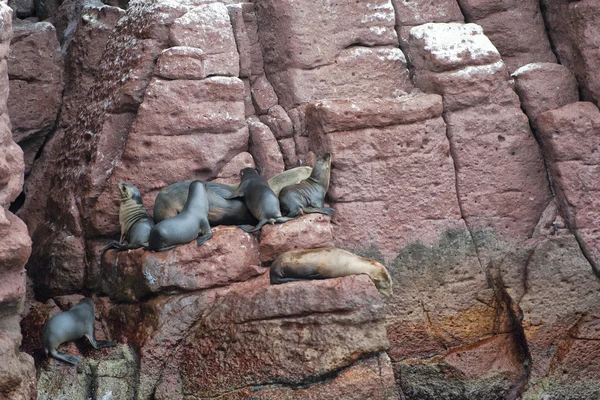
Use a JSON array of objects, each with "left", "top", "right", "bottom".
[
  {"left": 42, "top": 297, "right": 116, "bottom": 365},
  {"left": 278, "top": 153, "right": 333, "bottom": 217},
  {"left": 223, "top": 168, "right": 294, "bottom": 232},
  {"left": 153, "top": 181, "right": 257, "bottom": 226},
  {"left": 270, "top": 247, "right": 393, "bottom": 297},
  {"left": 148, "top": 180, "right": 212, "bottom": 251},
  {"left": 267, "top": 166, "right": 312, "bottom": 197},
  {"left": 100, "top": 182, "right": 154, "bottom": 253},
  {"left": 152, "top": 167, "right": 313, "bottom": 225}
]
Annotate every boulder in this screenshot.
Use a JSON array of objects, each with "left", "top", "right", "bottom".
[
  {"left": 101, "top": 226, "right": 263, "bottom": 302},
  {"left": 247, "top": 116, "right": 285, "bottom": 179},
  {"left": 536, "top": 102, "right": 600, "bottom": 275},
  {"left": 259, "top": 214, "right": 334, "bottom": 263},
  {"left": 512, "top": 63, "right": 579, "bottom": 127}
]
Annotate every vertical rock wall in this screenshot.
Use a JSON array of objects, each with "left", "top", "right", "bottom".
[
  {"left": 0, "top": 3, "right": 36, "bottom": 400},
  {"left": 3, "top": 0, "right": 600, "bottom": 399}
]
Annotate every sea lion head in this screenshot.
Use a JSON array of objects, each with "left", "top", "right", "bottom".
[
  {"left": 118, "top": 182, "right": 142, "bottom": 203},
  {"left": 78, "top": 297, "right": 95, "bottom": 309},
  {"left": 310, "top": 153, "right": 332, "bottom": 188},
  {"left": 371, "top": 262, "right": 393, "bottom": 297},
  {"left": 239, "top": 167, "right": 259, "bottom": 180}
]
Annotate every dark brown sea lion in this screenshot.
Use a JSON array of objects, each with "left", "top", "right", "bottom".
[
  {"left": 223, "top": 168, "right": 294, "bottom": 232},
  {"left": 270, "top": 247, "right": 393, "bottom": 297},
  {"left": 100, "top": 182, "right": 154, "bottom": 254},
  {"left": 153, "top": 181, "right": 257, "bottom": 227},
  {"left": 42, "top": 298, "right": 116, "bottom": 365},
  {"left": 278, "top": 153, "right": 334, "bottom": 217},
  {"left": 148, "top": 180, "right": 212, "bottom": 251}
]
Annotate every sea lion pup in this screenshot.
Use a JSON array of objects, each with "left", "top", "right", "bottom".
[
  {"left": 148, "top": 180, "right": 212, "bottom": 251},
  {"left": 278, "top": 153, "right": 334, "bottom": 217},
  {"left": 42, "top": 297, "right": 116, "bottom": 365},
  {"left": 100, "top": 182, "right": 154, "bottom": 254},
  {"left": 153, "top": 180, "right": 257, "bottom": 226},
  {"left": 270, "top": 247, "right": 393, "bottom": 297},
  {"left": 223, "top": 168, "right": 294, "bottom": 233}
]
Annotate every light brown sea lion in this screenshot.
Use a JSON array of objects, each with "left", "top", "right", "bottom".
[
  {"left": 223, "top": 168, "right": 294, "bottom": 232},
  {"left": 278, "top": 153, "right": 333, "bottom": 217},
  {"left": 42, "top": 298, "right": 116, "bottom": 365},
  {"left": 270, "top": 247, "right": 393, "bottom": 297},
  {"left": 267, "top": 166, "right": 312, "bottom": 197},
  {"left": 100, "top": 182, "right": 154, "bottom": 254},
  {"left": 148, "top": 180, "right": 212, "bottom": 251}
]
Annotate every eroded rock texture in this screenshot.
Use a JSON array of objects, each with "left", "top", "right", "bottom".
[
  {"left": 0, "top": 4, "right": 36, "bottom": 400},
  {"left": 3, "top": 0, "right": 600, "bottom": 399}
]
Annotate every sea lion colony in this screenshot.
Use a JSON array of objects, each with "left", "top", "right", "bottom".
[{"left": 42, "top": 153, "right": 393, "bottom": 365}]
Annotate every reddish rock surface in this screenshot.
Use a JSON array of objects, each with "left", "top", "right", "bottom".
[
  {"left": 512, "top": 63, "right": 579, "bottom": 126},
  {"left": 247, "top": 116, "right": 285, "bottom": 179},
  {"left": 407, "top": 23, "right": 551, "bottom": 247},
  {"left": 499, "top": 235, "right": 600, "bottom": 399},
  {"left": 8, "top": 21, "right": 63, "bottom": 175},
  {"left": 101, "top": 226, "right": 263, "bottom": 302},
  {"left": 541, "top": 0, "right": 600, "bottom": 107},
  {"left": 456, "top": 0, "right": 556, "bottom": 72},
  {"left": 153, "top": 274, "right": 389, "bottom": 398},
  {"left": 8, "top": 0, "right": 600, "bottom": 399},
  {"left": 0, "top": 4, "right": 36, "bottom": 398},
  {"left": 536, "top": 102, "right": 600, "bottom": 276},
  {"left": 259, "top": 214, "right": 334, "bottom": 263}
]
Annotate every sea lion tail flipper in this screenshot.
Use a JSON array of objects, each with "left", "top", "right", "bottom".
[
  {"left": 275, "top": 217, "right": 294, "bottom": 224},
  {"left": 271, "top": 276, "right": 319, "bottom": 284},
  {"left": 303, "top": 207, "right": 334, "bottom": 216},
  {"left": 50, "top": 349, "right": 83, "bottom": 365},
  {"left": 237, "top": 219, "right": 267, "bottom": 233},
  {"left": 196, "top": 230, "right": 213, "bottom": 246}
]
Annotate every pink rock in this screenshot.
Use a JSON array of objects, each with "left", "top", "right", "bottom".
[
  {"left": 0, "top": 132, "right": 25, "bottom": 206},
  {"left": 512, "top": 63, "right": 579, "bottom": 126},
  {"left": 241, "top": 2, "right": 266, "bottom": 76},
  {"left": 169, "top": 3, "right": 240, "bottom": 77},
  {"left": 259, "top": 105, "right": 294, "bottom": 139},
  {"left": 392, "top": 0, "right": 464, "bottom": 26},
  {"left": 542, "top": 0, "right": 600, "bottom": 106},
  {"left": 159, "top": 274, "right": 389, "bottom": 397},
  {"left": 241, "top": 78, "right": 254, "bottom": 117},
  {"left": 0, "top": 210, "right": 30, "bottom": 308},
  {"left": 277, "top": 137, "right": 297, "bottom": 168},
  {"left": 255, "top": 0, "right": 397, "bottom": 71},
  {"left": 155, "top": 46, "right": 206, "bottom": 80},
  {"left": 188, "top": 354, "right": 399, "bottom": 400},
  {"left": 247, "top": 116, "right": 285, "bottom": 179},
  {"left": 536, "top": 102, "right": 600, "bottom": 273},
  {"left": 456, "top": 0, "right": 556, "bottom": 72},
  {"left": 101, "top": 226, "right": 264, "bottom": 302},
  {"left": 213, "top": 151, "right": 255, "bottom": 184},
  {"left": 58, "top": 3, "right": 126, "bottom": 125},
  {"left": 269, "top": 46, "right": 413, "bottom": 110},
  {"left": 227, "top": 4, "right": 252, "bottom": 77},
  {"left": 499, "top": 236, "right": 600, "bottom": 387},
  {"left": 408, "top": 23, "right": 501, "bottom": 72},
  {"left": 259, "top": 214, "right": 334, "bottom": 263},
  {"left": 249, "top": 74, "right": 278, "bottom": 114},
  {"left": 8, "top": 21, "right": 63, "bottom": 174},
  {"left": 407, "top": 22, "right": 552, "bottom": 243}
]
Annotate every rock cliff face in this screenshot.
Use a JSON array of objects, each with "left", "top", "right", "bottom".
[{"left": 3, "top": 0, "right": 600, "bottom": 399}]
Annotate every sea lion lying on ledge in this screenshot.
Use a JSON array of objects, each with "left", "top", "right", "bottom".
[
  {"left": 270, "top": 247, "right": 393, "bottom": 297},
  {"left": 148, "top": 180, "right": 212, "bottom": 251},
  {"left": 42, "top": 298, "right": 116, "bottom": 365},
  {"left": 153, "top": 167, "right": 313, "bottom": 226}
]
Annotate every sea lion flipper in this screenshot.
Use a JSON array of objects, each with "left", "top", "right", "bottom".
[
  {"left": 275, "top": 217, "right": 294, "bottom": 224},
  {"left": 238, "top": 219, "right": 268, "bottom": 233},
  {"left": 303, "top": 207, "right": 334, "bottom": 216},
  {"left": 196, "top": 230, "right": 213, "bottom": 246},
  {"left": 50, "top": 349, "right": 82, "bottom": 366}
]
